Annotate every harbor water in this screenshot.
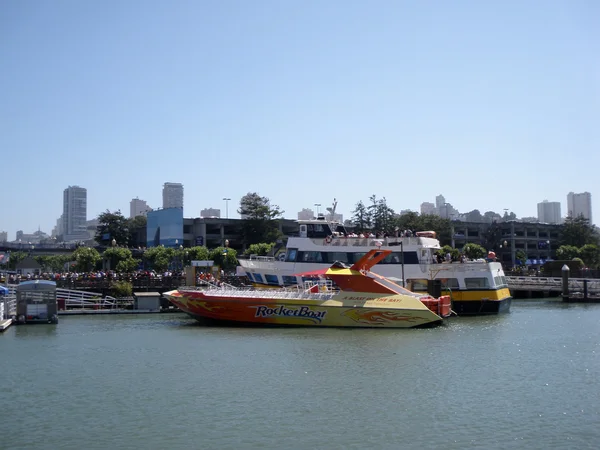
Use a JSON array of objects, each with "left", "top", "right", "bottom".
[{"left": 1, "top": 300, "right": 599, "bottom": 449}]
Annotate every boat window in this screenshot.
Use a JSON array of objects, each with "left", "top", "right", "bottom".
[
  {"left": 441, "top": 278, "right": 460, "bottom": 289},
  {"left": 265, "top": 274, "right": 279, "bottom": 285},
  {"left": 494, "top": 276, "right": 507, "bottom": 288},
  {"left": 304, "top": 251, "right": 324, "bottom": 263},
  {"left": 351, "top": 252, "right": 367, "bottom": 264},
  {"left": 381, "top": 252, "right": 403, "bottom": 264},
  {"left": 465, "top": 277, "right": 489, "bottom": 288},
  {"left": 407, "top": 279, "right": 428, "bottom": 292},
  {"left": 286, "top": 249, "right": 298, "bottom": 262},
  {"left": 328, "top": 252, "right": 349, "bottom": 263},
  {"left": 282, "top": 276, "right": 298, "bottom": 286},
  {"left": 252, "top": 273, "right": 264, "bottom": 283}
]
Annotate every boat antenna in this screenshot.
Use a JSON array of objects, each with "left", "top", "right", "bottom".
[{"left": 326, "top": 198, "right": 338, "bottom": 224}]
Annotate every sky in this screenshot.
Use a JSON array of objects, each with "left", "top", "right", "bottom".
[{"left": 1, "top": 0, "right": 599, "bottom": 239}]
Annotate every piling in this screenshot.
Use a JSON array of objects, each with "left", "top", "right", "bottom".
[{"left": 561, "top": 264, "right": 570, "bottom": 301}]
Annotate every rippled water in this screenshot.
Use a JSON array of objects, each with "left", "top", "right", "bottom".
[{"left": 1, "top": 300, "right": 599, "bottom": 449}]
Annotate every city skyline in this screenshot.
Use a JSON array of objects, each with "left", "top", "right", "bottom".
[
  {"left": 2, "top": 1, "right": 599, "bottom": 238},
  {"left": 0, "top": 187, "right": 594, "bottom": 241}
]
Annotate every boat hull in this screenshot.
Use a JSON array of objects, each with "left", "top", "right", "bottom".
[
  {"left": 165, "top": 291, "right": 444, "bottom": 328},
  {"left": 448, "top": 287, "right": 512, "bottom": 315}
]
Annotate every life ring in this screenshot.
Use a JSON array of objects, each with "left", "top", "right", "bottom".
[{"left": 325, "top": 236, "right": 332, "bottom": 244}]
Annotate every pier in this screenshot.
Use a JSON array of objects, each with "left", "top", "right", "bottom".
[{"left": 506, "top": 276, "right": 600, "bottom": 301}]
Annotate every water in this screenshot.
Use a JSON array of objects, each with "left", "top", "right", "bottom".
[{"left": 1, "top": 300, "right": 599, "bottom": 450}]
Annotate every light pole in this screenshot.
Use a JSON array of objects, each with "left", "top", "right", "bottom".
[
  {"left": 314, "top": 203, "right": 321, "bottom": 217},
  {"left": 223, "top": 198, "right": 231, "bottom": 219},
  {"left": 400, "top": 241, "right": 405, "bottom": 287}
]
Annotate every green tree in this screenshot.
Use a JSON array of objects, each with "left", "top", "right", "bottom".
[
  {"left": 209, "top": 247, "right": 238, "bottom": 271},
  {"left": 187, "top": 246, "right": 210, "bottom": 262},
  {"left": 368, "top": 195, "right": 397, "bottom": 235},
  {"left": 238, "top": 193, "right": 284, "bottom": 245},
  {"left": 34, "top": 254, "right": 73, "bottom": 273},
  {"left": 102, "top": 247, "right": 139, "bottom": 272},
  {"left": 110, "top": 280, "right": 133, "bottom": 298},
  {"left": 95, "top": 210, "right": 130, "bottom": 246},
  {"left": 579, "top": 244, "right": 600, "bottom": 268},
  {"left": 351, "top": 200, "right": 371, "bottom": 232},
  {"left": 143, "top": 246, "right": 174, "bottom": 272},
  {"left": 244, "top": 243, "right": 275, "bottom": 257},
  {"left": 73, "top": 247, "right": 101, "bottom": 272},
  {"left": 6, "top": 251, "right": 27, "bottom": 271},
  {"left": 515, "top": 250, "right": 527, "bottom": 266},
  {"left": 463, "top": 243, "right": 487, "bottom": 260},
  {"left": 560, "top": 216, "right": 599, "bottom": 247},
  {"left": 440, "top": 245, "right": 460, "bottom": 261},
  {"left": 556, "top": 245, "right": 580, "bottom": 261},
  {"left": 126, "top": 215, "right": 147, "bottom": 248}
]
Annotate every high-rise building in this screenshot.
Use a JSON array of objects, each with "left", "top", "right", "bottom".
[
  {"left": 130, "top": 198, "right": 152, "bottom": 218},
  {"left": 200, "top": 208, "right": 221, "bottom": 218},
  {"left": 63, "top": 186, "right": 87, "bottom": 240},
  {"left": 567, "top": 192, "right": 592, "bottom": 223},
  {"left": 0, "top": 231, "right": 7, "bottom": 242},
  {"left": 298, "top": 208, "right": 315, "bottom": 220},
  {"left": 537, "top": 200, "right": 561, "bottom": 224},
  {"left": 435, "top": 194, "right": 446, "bottom": 209},
  {"left": 162, "top": 182, "right": 184, "bottom": 209},
  {"left": 420, "top": 202, "right": 435, "bottom": 215}
]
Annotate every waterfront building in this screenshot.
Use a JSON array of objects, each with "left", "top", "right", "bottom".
[
  {"left": 567, "top": 192, "right": 592, "bottom": 223},
  {"left": 420, "top": 202, "right": 435, "bottom": 215},
  {"left": 200, "top": 208, "right": 221, "bottom": 218},
  {"left": 63, "top": 186, "right": 87, "bottom": 241},
  {"left": 537, "top": 200, "right": 561, "bottom": 224},
  {"left": 162, "top": 182, "right": 184, "bottom": 209},
  {"left": 147, "top": 208, "right": 184, "bottom": 248},
  {"left": 297, "top": 208, "right": 314, "bottom": 220},
  {"left": 130, "top": 198, "right": 152, "bottom": 218},
  {"left": 451, "top": 220, "right": 560, "bottom": 268},
  {"left": 0, "top": 231, "right": 6, "bottom": 242}
]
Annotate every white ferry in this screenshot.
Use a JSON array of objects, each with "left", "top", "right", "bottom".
[{"left": 239, "top": 216, "right": 511, "bottom": 315}]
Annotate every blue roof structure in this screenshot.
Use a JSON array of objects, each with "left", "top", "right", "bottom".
[{"left": 0, "top": 286, "right": 9, "bottom": 295}]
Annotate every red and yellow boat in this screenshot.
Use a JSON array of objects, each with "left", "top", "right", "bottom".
[{"left": 164, "top": 250, "right": 452, "bottom": 328}]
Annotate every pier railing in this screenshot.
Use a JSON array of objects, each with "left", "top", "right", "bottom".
[{"left": 506, "top": 277, "right": 600, "bottom": 295}]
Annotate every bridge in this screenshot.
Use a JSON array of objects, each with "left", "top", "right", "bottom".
[{"left": 506, "top": 276, "right": 600, "bottom": 300}]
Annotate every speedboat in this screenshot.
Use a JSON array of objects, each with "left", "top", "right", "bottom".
[
  {"left": 165, "top": 250, "right": 452, "bottom": 328},
  {"left": 238, "top": 207, "right": 511, "bottom": 315}
]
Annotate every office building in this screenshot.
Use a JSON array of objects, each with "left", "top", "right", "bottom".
[
  {"left": 162, "top": 182, "right": 184, "bottom": 209},
  {"left": 567, "top": 192, "right": 592, "bottom": 223},
  {"left": 130, "top": 198, "right": 152, "bottom": 218},
  {"left": 63, "top": 186, "right": 87, "bottom": 240},
  {"left": 297, "top": 208, "right": 315, "bottom": 220},
  {"left": 537, "top": 200, "right": 561, "bottom": 224},
  {"left": 420, "top": 202, "right": 435, "bottom": 215}
]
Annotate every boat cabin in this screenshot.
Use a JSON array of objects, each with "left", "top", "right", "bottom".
[{"left": 299, "top": 217, "right": 347, "bottom": 239}]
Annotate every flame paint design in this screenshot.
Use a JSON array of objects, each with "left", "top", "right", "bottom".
[{"left": 343, "top": 309, "right": 427, "bottom": 325}]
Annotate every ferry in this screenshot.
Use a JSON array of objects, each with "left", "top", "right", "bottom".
[
  {"left": 165, "top": 250, "right": 452, "bottom": 328},
  {"left": 239, "top": 211, "right": 511, "bottom": 315}
]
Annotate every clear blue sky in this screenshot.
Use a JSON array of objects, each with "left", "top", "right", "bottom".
[{"left": 1, "top": 0, "right": 598, "bottom": 239}]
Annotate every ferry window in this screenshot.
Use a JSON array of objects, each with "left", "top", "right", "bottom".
[
  {"left": 286, "top": 249, "right": 298, "bottom": 262},
  {"left": 265, "top": 274, "right": 279, "bottom": 285},
  {"left": 494, "top": 276, "right": 507, "bottom": 288},
  {"left": 465, "top": 277, "right": 489, "bottom": 288},
  {"left": 306, "top": 251, "right": 323, "bottom": 263},
  {"left": 351, "top": 252, "right": 367, "bottom": 264},
  {"left": 329, "top": 252, "right": 349, "bottom": 263},
  {"left": 407, "top": 279, "right": 428, "bottom": 292},
  {"left": 252, "top": 273, "right": 264, "bottom": 283},
  {"left": 381, "top": 252, "right": 402, "bottom": 264},
  {"left": 282, "top": 276, "right": 298, "bottom": 286},
  {"left": 441, "top": 278, "right": 459, "bottom": 289}
]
